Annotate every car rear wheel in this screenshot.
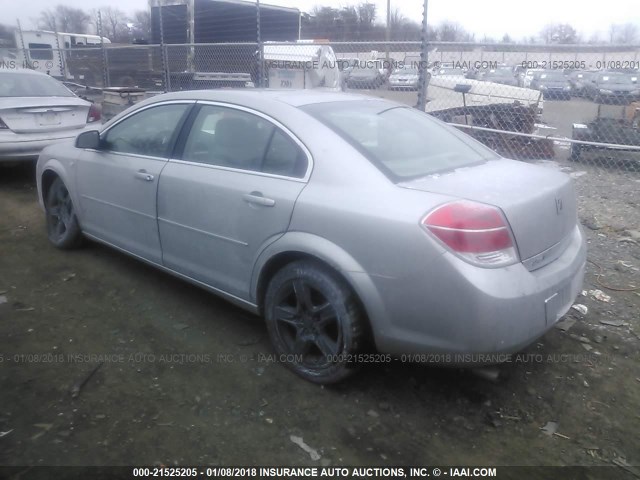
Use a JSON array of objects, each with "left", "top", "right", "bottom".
[
  {"left": 264, "top": 260, "right": 366, "bottom": 384},
  {"left": 45, "top": 177, "right": 83, "bottom": 249}
]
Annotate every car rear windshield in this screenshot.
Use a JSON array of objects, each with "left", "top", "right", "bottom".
[
  {"left": 302, "top": 100, "right": 497, "bottom": 181},
  {"left": 0, "top": 72, "right": 74, "bottom": 97}
]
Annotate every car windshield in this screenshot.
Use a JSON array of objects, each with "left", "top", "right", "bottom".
[
  {"left": 393, "top": 68, "right": 418, "bottom": 75},
  {"left": 489, "top": 69, "right": 513, "bottom": 77},
  {"left": 440, "top": 68, "right": 464, "bottom": 75},
  {"left": 0, "top": 72, "right": 74, "bottom": 97},
  {"left": 539, "top": 72, "right": 566, "bottom": 81},
  {"left": 599, "top": 74, "right": 636, "bottom": 85},
  {"left": 302, "top": 101, "right": 497, "bottom": 181}
]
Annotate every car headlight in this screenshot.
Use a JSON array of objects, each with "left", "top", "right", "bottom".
[
  {"left": 540, "top": 85, "right": 547, "bottom": 89},
  {"left": 564, "top": 86, "right": 571, "bottom": 90},
  {"left": 600, "top": 89, "right": 613, "bottom": 94}
]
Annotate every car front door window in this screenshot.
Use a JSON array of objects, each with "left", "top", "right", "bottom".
[{"left": 102, "top": 104, "right": 190, "bottom": 158}]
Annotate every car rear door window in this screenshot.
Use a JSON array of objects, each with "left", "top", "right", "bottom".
[
  {"left": 102, "top": 104, "right": 190, "bottom": 158},
  {"left": 182, "top": 105, "right": 274, "bottom": 171},
  {"left": 262, "top": 129, "right": 308, "bottom": 178},
  {"left": 181, "top": 105, "right": 307, "bottom": 178}
]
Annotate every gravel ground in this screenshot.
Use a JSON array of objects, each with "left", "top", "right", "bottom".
[{"left": 0, "top": 155, "right": 638, "bottom": 474}]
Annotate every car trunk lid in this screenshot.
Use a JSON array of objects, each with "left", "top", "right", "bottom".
[
  {"left": 0, "top": 97, "right": 89, "bottom": 133},
  {"left": 398, "top": 158, "right": 577, "bottom": 264}
]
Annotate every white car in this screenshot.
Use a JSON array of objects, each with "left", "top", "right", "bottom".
[
  {"left": 0, "top": 68, "right": 100, "bottom": 161},
  {"left": 520, "top": 68, "right": 544, "bottom": 88}
]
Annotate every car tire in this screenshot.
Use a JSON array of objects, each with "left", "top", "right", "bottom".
[
  {"left": 45, "top": 177, "right": 83, "bottom": 249},
  {"left": 264, "top": 260, "right": 367, "bottom": 384}
]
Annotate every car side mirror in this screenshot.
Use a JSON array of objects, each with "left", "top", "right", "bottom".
[{"left": 76, "top": 130, "right": 101, "bottom": 149}]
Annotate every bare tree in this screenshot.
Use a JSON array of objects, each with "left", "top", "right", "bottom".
[
  {"left": 132, "top": 10, "right": 151, "bottom": 42},
  {"left": 388, "top": 9, "right": 420, "bottom": 41},
  {"left": 434, "top": 21, "right": 473, "bottom": 42},
  {"left": 587, "top": 32, "right": 602, "bottom": 44},
  {"left": 357, "top": 3, "right": 377, "bottom": 29},
  {"left": 99, "top": 7, "right": 131, "bottom": 43},
  {"left": 37, "top": 5, "right": 89, "bottom": 33},
  {"left": 540, "top": 23, "right": 578, "bottom": 44},
  {"left": 611, "top": 23, "right": 639, "bottom": 44},
  {"left": 37, "top": 9, "right": 58, "bottom": 31}
]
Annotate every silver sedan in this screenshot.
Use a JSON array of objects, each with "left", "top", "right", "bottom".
[
  {"left": 36, "top": 90, "right": 586, "bottom": 383},
  {"left": 0, "top": 69, "right": 100, "bottom": 161}
]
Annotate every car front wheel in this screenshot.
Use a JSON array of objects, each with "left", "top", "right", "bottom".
[
  {"left": 45, "top": 177, "right": 83, "bottom": 249},
  {"left": 264, "top": 260, "right": 367, "bottom": 384}
]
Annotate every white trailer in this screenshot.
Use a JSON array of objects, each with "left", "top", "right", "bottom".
[
  {"left": 263, "top": 42, "right": 341, "bottom": 91},
  {"left": 14, "top": 30, "right": 111, "bottom": 80}
]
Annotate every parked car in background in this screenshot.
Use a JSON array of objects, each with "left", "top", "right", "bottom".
[
  {"left": 568, "top": 70, "right": 596, "bottom": 97},
  {"left": 583, "top": 72, "right": 640, "bottom": 104},
  {"left": 519, "top": 68, "right": 544, "bottom": 88},
  {"left": 388, "top": 67, "right": 420, "bottom": 90},
  {"left": 345, "top": 65, "right": 385, "bottom": 89},
  {"left": 478, "top": 67, "right": 519, "bottom": 86},
  {"left": 530, "top": 70, "right": 572, "bottom": 99},
  {"left": 0, "top": 68, "right": 100, "bottom": 161},
  {"left": 338, "top": 58, "right": 359, "bottom": 80},
  {"left": 36, "top": 90, "right": 586, "bottom": 384},
  {"left": 433, "top": 67, "right": 466, "bottom": 77}
]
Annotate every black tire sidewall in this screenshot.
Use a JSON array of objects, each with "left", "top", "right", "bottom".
[
  {"left": 45, "top": 178, "right": 82, "bottom": 249},
  {"left": 264, "top": 261, "right": 362, "bottom": 384}
]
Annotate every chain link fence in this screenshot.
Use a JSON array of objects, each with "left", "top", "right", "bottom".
[{"left": 4, "top": 40, "right": 640, "bottom": 174}]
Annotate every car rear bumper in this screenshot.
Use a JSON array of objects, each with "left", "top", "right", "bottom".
[
  {"left": 351, "top": 224, "right": 587, "bottom": 363},
  {"left": 0, "top": 129, "right": 87, "bottom": 161}
]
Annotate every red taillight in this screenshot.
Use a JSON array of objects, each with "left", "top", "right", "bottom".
[
  {"left": 87, "top": 104, "right": 101, "bottom": 123},
  {"left": 0, "top": 117, "right": 8, "bottom": 129},
  {"left": 422, "top": 201, "right": 519, "bottom": 267}
]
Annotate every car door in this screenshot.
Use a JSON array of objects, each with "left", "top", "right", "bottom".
[
  {"left": 76, "top": 102, "right": 193, "bottom": 264},
  {"left": 157, "top": 103, "right": 311, "bottom": 300}
]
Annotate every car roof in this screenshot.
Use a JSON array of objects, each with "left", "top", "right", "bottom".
[
  {"left": 144, "top": 89, "right": 391, "bottom": 109},
  {"left": 0, "top": 68, "right": 52, "bottom": 77}
]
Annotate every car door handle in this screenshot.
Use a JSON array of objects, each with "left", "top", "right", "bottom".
[
  {"left": 243, "top": 192, "right": 275, "bottom": 207},
  {"left": 135, "top": 170, "right": 154, "bottom": 182}
]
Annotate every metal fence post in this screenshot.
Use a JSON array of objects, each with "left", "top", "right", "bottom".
[
  {"left": 98, "top": 12, "right": 110, "bottom": 88},
  {"left": 53, "top": 27, "right": 67, "bottom": 81},
  {"left": 15, "top": 19, "right": 29, "bottom": 69},
  {"left": 257, "top": 0, "right": 264, "bottom": 88},
  {"left": 415, "top": 0, "right": 429, "bottom": 111},
  {"left": 158, "top": 3, "right": 170, "bottom": 92}
]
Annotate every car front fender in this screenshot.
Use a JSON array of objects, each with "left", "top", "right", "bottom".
[{"left": 36, "top": 156, "right": 76, "bottom": 215}]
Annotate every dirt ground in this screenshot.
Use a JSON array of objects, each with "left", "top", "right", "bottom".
[{"left": 0, "top": 159, "right": 639, "bottom": 474}]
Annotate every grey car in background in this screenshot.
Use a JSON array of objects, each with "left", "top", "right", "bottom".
[
  {"left": 583, "top": 72, "right": 640, "bottom": 104},
  {"left": 0, "top": 68, "right": 100, "bottom": 161},
  {"left": 530, "top": 70, "right": 572, "bottom": 99},
  {"left": 479, "top": 67, "right": 519, "bottom": 86},
  {"left": 36, "top": 90, "right": 586, "bottom": 384},
  {"left": 388, "top": 67, "right": 420, "bottom": 90},
  {"left": 568, "top": 70, "right": 596, "bottom": 97},
  {"left": 345, "top": 66, "right": 385, "bottom": 89}
]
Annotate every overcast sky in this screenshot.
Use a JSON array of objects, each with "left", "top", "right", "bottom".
[{"left": 4, "top": 0, "right": 640, "bottom": 40}]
